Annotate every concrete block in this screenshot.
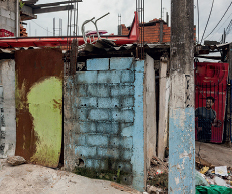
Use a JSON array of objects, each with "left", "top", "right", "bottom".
[
  {"left": 96, "top": 122, "right": 119, "bottom": 134},
  {"left": 74, "top": 97, "right": 97, "bottom": 108},
  {"left": 112, "top": 109, "right": 134, "bottom": 122},
  {"left": 98, "top": 97, "right": 120, "bottom": 108},
  {"left": 135, "top": 60, "right": 144, "bottom": 72},
  {"left": 87, "top": 58, "right": 109, "bottom": 70},
  {"left": 97, "top": 70, "right": 121, "bottom": 83},
  {"left": 121, "top": 70, "right": 135, "bottom": 83},
  {"left": 110, "top": 84, "right": 134, "bottom": 97},
  {"left": 75, "top": 146, "right": 97, "bottom": 157},
  {"left": 86, "top": 135, "right": 108, "bottom": 146},
  {"left": 85, "top": 159, "right": 108, "bottom": 170},
  {"left": 6, "top": 18, "right": 15, "bottom": 28},
  {"left": 97, "top": 147, "right": 120, "bottom": 159},
  {"left": 74, "top": 84, "right": 87, "bottom": 97},
  {"left": 0, "top": 17, "right": 7, "bottom": 25},
  {"left": 73, "top": 122, "right": 96, "bottom": 133},
  {"left": 88, "top": 109, "right": 109, "bottom": 121},
  {"left": 110, "top": 136, "right": 133, "bottom": 149},
  {"left": 121, "top": 97, "right": 134, "bottom": 108},
  {"left": 122, "top": 149, "right": 132, "bottom": 160},
  {"left": 10, "top": 11, "right": 15, "bottom": 20},
  {"left": 112, "top": 161, "right": 132, "bottom": 172},
  {"left": 74, "top": 135, "right": 86, "bottom": 146},
  {"left": 76, "top": 108, "right": 88, "bottom": 121},
  {"left": 0, "top": 24, "right": 10, "bottom": 32},
  {"left": 87, "top": 84, "right": 110, "bottom": 97},
  {"left": 0, "top": 8, "right": 11, "bottom": 19},
  {"left": 121, "top": 123, "right": 133, "bottom": 137},
  {"left": 110, "top": 57, "right": 133, "bottom": 70},
  {"left": 75, "top": 71, "right": 97, "bottom": 84}
]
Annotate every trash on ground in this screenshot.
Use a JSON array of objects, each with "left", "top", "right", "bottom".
[{"left": 215, "top": 166, "right": 228, "bottom": 176}]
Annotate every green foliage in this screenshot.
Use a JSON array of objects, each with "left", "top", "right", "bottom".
[{"left": 19, "top": 0, "right": 25, "bottom": 9}]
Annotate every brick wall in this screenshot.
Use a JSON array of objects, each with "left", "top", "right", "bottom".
[
  {"left": 121, "top": 20, "right": 171, "bottom": 43},
  {"left": 64, "top": 57, "right": 145, "bottom": 191}
]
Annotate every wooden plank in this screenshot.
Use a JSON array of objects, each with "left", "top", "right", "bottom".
[
  {"left": 158, "top": 57, "right": 168, "bottom": 159},
  {"left": 145, "top": 54, "right": 157, "bottom": 167}
]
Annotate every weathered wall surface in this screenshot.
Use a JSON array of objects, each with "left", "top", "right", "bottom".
[
  {"left": 0, "top": 0, "right": 16, "bottom": 34},
  {"left": 144, "top": 54, "right": 157, "bottom": 172},
  {"left": 0, "top": 59, "right": 16, "bottom": 158},
  {"left": 64, "top": 57, "right": 145, "bottom": 191},
  {"left": 15, "top": 49, "right": 63, "bottom": 168}
]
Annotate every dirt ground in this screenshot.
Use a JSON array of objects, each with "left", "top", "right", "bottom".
[
  {"left": 195, "top": 141, "right": 232, "bottom": 167},
  {"left": 0, "top": 159, "right": 139, "bottom": 194}
]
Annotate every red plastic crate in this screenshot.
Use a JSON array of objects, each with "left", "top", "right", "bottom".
[{"left": 0, "top": 29, "right": 14, "bottom": 37}]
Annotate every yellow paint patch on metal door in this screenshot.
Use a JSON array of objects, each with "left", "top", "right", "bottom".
[{"left": 27, "top": 77, "right": 62, "bottom": 167}]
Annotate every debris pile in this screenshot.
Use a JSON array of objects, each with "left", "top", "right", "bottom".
[
  {"left": 146, "top": 156, "right": 168, "bottom": 193},
  {"left": 196, "top": 164, "right": 232, "bottom": 188}
]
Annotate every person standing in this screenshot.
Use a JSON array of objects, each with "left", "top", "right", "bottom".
[{"left": 195, "top": 96, "right": 217, "bottom": 142}]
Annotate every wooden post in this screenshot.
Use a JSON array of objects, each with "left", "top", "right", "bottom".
[
  {"left": 70, "top": 39, "right": 78, "bottom": 75},
  {"left": 169, "top": 0, "right": 195, "bottom": 193},
  {"left": 158, "top": 56, "right": 168, "bottom": 159}
]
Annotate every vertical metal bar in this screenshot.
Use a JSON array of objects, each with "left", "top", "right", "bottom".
[
  {"left": 161, "top": 0, "right": 163, "bottom": 19},
  {"left": 214, "top": 83, "right": 216, "bottom": 141},
  {"left": 142, "top": 0, "right": 145, "bottom": 59},
  {"left": 222, "top": 83, "right": 224, "bottom": 141},
  {"left": 73, "top": 3, "right": 76, "bottom": 36},
  {"left": 16, "top": 0, "right": 19, "bottom": 37},
  {"left": 53, "top": 18, "right": 55, "bottom": 36},
  {"left": 76, "top": 2, "right": 78, "bottom": 36},
  {"left": 230, "top": 80, "right": 232, "bottom": 142},
  {"left": 218, "top": 80, "right": 220, "bottom": 141},
  {"left": 61, "top": 19, "right": 62, "bottom": 36}
]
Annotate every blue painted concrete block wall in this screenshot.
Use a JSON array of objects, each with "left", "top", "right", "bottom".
[{"left": 64, "top": 57, "right": 145, "bottom": 191}]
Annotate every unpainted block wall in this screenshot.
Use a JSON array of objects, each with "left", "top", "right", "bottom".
[
  {"left": 64, "top": 57, "right": 145, "bottom": 191},
  {"left": 0, "top": 0, "right": 16, "bottom": 34},
  {"left": 0, "top": 59, "right": 16, "bottom": 158}
]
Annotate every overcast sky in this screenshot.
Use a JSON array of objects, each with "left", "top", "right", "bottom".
[{"left": 27, "top": 0, "right": 232, "bottom": 44}]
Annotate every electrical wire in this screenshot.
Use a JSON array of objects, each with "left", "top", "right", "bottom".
[
  {"left": 200, "top": 0, "right": 214, "bottom": 44},
  {"left": 214, "top": 11, "right": 232, "bottom": 35},
  {"left": 204, "top": 1, "right": 232, "bottom": 40},
  {"left": 31, "top": 20, "right": 53, "bottom": 34}
]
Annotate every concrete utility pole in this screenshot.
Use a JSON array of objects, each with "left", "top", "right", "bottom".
[{"left": 169, "top": 0, "right": 195, "bottom": 193}]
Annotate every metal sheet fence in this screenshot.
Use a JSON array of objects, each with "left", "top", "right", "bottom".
[{"left": 195, "top": 82, "right": 226, "bottom": 143}]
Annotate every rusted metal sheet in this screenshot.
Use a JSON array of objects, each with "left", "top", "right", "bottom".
[{"left": 15, "top": 48, "right": 63, "bottom": 168}]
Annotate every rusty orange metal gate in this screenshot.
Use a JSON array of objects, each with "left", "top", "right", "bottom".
[{"left": 15, "top": 48, "right": 63, "bottom": 168}]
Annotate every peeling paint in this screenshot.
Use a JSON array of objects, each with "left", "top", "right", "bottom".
[{"left": 27, "top": 77, "right": 62, "bottom": 167}]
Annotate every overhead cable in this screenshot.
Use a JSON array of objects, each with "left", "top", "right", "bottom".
[
  {"left": 31, "top": 20, "right": 53, "bottom": 34},
  {"left": 200, "top": 0, "right": 214, "bottom": 44},
  {"left": 204, "top": 1, "right": 232, "bottom": 40}
]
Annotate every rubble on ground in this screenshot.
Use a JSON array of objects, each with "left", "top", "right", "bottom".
[
  {"left": 146, "top": 156, "right": 168, "bottom": 193},
  {"left": 7, "top": 156, "right": 26, "bottom": 166},
  {"left": 146, "top": 155, "right": 232, "bottom": 193}
]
